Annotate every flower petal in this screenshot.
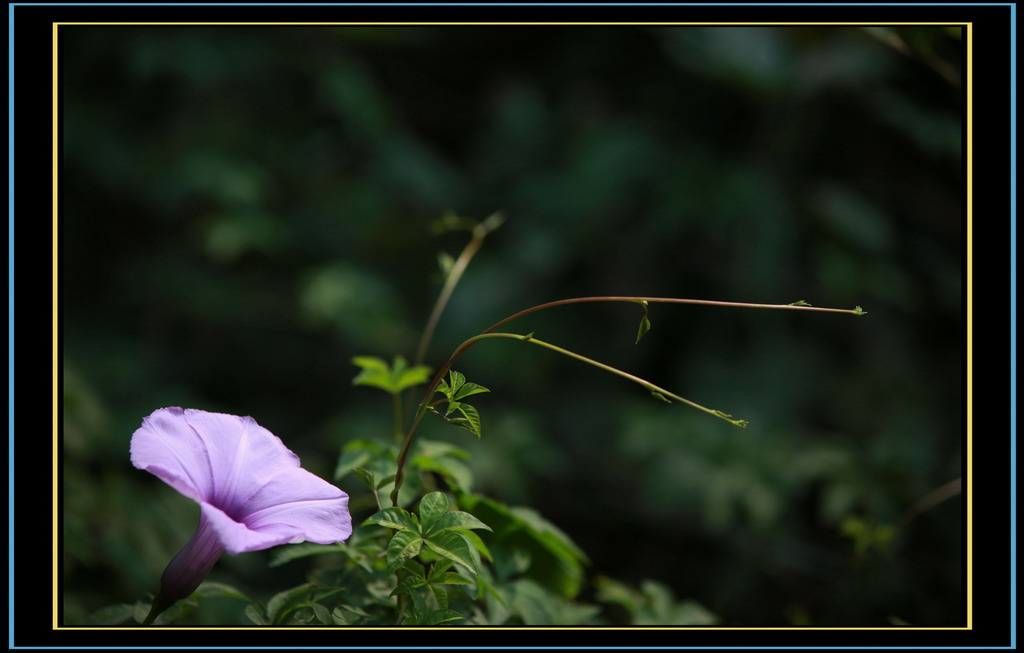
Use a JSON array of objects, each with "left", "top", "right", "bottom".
[
  {"left": 176, "top": 408, "right": 302, "bottom": 516},
  {"left": 130, "top": 406, "right": 216, "bottom": 502},
  {"left": 200, "top": 474, "right": 352, "bottom": 555},
  {"left": 199, "top": 501, "right": 298, "bottom": 555},
  {"left": 131, "top": 406, "right": 352, "bottom": 554}
]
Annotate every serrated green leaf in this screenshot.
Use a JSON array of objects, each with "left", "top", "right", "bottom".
[
  {"left": 387, "top": 531, "right": 424, "bottom": 573},
  {"left": 366, "top": 507, "right": 420, "bottom": 532},
  {"left": 419, "top": 492, "right": 450, "bottom": 529},
  {"left": 429, "top": 510, "right": 492, "bottom": 535},
  {"left": 424, "top": 531, "right": 479, "bottom": 574}
]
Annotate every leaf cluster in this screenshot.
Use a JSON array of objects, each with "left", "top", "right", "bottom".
[{"left": 428, "top": 370, "right": 491, "bottom": 438}]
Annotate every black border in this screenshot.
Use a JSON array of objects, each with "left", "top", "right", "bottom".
[{"left": 16, "top": 1, "right": 1014, "bottom": 649}]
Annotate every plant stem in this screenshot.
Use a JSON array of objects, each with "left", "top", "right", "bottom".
[
  {"left": 481, "top": 296, "right": 865, "bottom": 335},
  {"left": 389, "top": 296, "right": 865, "bottom": 506},
  {"left": 414, "top": 213, "right": 504, "bottom": 367},
  {"left": 486, "top": 332, "right": 750, "bottom": 426}
]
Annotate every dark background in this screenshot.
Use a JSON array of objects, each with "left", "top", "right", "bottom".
[{"left": 58, "top": 23, "right": 965, "bottom": 627}]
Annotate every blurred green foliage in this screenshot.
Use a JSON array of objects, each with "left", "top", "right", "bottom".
[{"left": 61, "top": 25, "right": 962, "bottom": 625}]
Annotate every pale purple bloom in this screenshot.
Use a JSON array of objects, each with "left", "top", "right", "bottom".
[{"left": 131, "top": 407, "right": 352, "bottom": 623}]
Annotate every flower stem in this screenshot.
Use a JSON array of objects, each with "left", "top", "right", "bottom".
[{"left": 414, "top": 213, "right": 504, "bottom": 366}]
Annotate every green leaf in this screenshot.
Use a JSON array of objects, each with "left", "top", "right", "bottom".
[
  {"left": 353, "top": 467, "right": 375, "bottom": 490},
  {"left": 447, "top": 370, "right": 467, "bottom": 396},
  {"left": 331, "top": 605, "right": 371, "bottom": 625},
  {"left": 333, "top": 438, "right": 384, "bottom": 481},
  {"left": 453, "top": 381, "right": 490, "bottom": 401},
  {"left": 437, "top": 251, "right": 456, "bottom": 276},
  {"left": 392, "top": 358, "right": 433, "bottom": 393},
  {"left": 430, "top": 585, "right": 449, "bottom": 611},
  {"left": 444, "top": 399, "right": 462, "bottom": 417},
  {"left": 424, "top": 531, "right": 480, "bottom": 574},
  {"left": 635, "top": 300, "right": 651, "bottom": 344},
  {"left": 419, "top": 492, "right": 450, "bottom": 530},
  {"left": 456, "top": 403, "right": 483, "bottom": 438},
  {"left": 650, "top": 391, "right": 671, "bottom": 404},
  {"left": 351, "top": 356, "right": 393, "bottom": 392},
  {"left": 366, "top": 507, "right": 420, "bottom": 533},
  {"left": 459, "top": 528, "right": 494, "bottom": 563},
  {"left": 245, "top": 603, "right": 270, "bottom": 625},
  {"left": 387, "top": 531, "right": 424, "bottom": 573},
  {"left": 431, "top": 403, "right": 485, "bottom": 439},
  {"left": 427, "top": 569, "right": 475, "bottom": 586},
  {"left": 788, "top": 299, "right": 812, "bottom": 306},
  {"left": 311, "top": 603, "right": 333, "bottom": 625},
  {"left": 390, "top": 574, "right": 425, "bottom": 598},
  {"left": 423, "top": 610, "right": 464, "bottom": 626},
  {"left": 403, "top": 559, "right": 427, "bottom": 579},
  {"left": 411, "top": 452, "right": 475, "bottom": 494},
  {"left": 351, "top": 355, "right": 431, "bottom": 395},
  {"left": 266, "top": 584, "right": 316, "bottom": 624},
  {"left": 429, "top": 510, "right": 492, "bottom": 535},
  {"left": 457, "top": 494, "right": 588, "bottom": 598}
]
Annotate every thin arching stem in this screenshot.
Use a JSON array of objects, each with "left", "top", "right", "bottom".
[
  {"left": 481, "top": 296, "right": 865, "bottom": 335},
  {"left": 414, "top": 213, "right": 504, "bottom": 367},
  {"left": 389, "top": 296, "right": 866, "bottom": 506}
]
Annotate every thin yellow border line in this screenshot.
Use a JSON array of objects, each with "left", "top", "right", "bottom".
[{"left": 49, "top": 24, "right": 974, "bottom": 634}]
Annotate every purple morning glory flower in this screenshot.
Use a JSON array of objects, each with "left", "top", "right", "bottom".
[{"left": 131, "top": 407, "right": 352, "bottom": 624}]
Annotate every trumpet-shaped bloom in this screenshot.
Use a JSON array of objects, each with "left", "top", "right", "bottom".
[{"left": 131, "top": 407, "right": 352, "bottom": 623}]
